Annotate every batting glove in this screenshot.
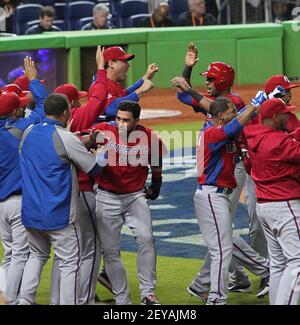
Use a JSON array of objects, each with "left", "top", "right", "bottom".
[
  {"left": 145, "top": 176, "right": 162, "bottom": 200},
  {"left": 251, "top": 91, "right": 268, "bottom": 107},
  {"left": 268, "top": 86, "right": 287, "bottom": 99}
]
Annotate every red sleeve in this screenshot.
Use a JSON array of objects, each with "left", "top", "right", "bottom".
[
  {"left": 286, "top": 113, "right": 300, "bottom": 133},
  {"left": 70, "top": 70, "right": 108, "bottom": 132},
  {"left": 290, "top": 127, "right": 300, "bottom": 141},
  {"left": 280, "top": 134, "right": 300, "bottom": 162}
]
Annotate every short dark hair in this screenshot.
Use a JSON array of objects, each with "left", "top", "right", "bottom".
[
  {"left": 117, "top": 101, "right": 141, "bottom": 119},
  {"left": 40, "top": 6, "right": 55, "bottom": 18},
  {"left": 44, "top": 93, "right": 70, "bottom": 117},
  {"left": 210, "top": 97, "right": 233, "bottom": 117}
]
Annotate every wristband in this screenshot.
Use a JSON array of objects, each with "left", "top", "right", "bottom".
[
  {"left": 182, "top": 65, "right": 193, "bottom": 81},
  {"left": 187, "top": 88, "right": 203, "bottom": 102}
]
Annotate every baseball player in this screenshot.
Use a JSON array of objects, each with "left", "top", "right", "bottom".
[
  {"left": 192, "top": 94, "right": 266, "bottom": 305},
  {"left": 264, "top": 75, "right": 300, "bottom": 132},
  {"left": 171, "top": 44, "right": 270, "bottom": 298},
  {"left": 240, "top": 75, "right": 300, "bottom": 261},
  {"left": 244, "top": 98, "right": 300, "bottom": 305},
  {"left": 96, "top": 45, "right": 158, "bottom": 289},
  {"left": 0, "top": 57, "right": 47, "bottom": 304},
  {"left": 17, "top": 92, "right": 108, "bottom": 305},
  {"left": 99, "top": 46, "right": 158, "bottom": 121},
  {"left": 50, "top": 46, "right": 108, "bottom": 305},
  {"left": 91, "top": 100, "right": 166, "bottom": 305}
]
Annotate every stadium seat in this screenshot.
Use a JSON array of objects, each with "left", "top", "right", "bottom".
[
  {"left": 22, "top": 0, "right": 55, "bottom": 5},
  {"left": 127, "top": 13, "right": 149, "bottom": 27},
  {"left": 117, "top": 0, "right": 148, "bottom": 28},
  {"left": 78, "top": 17, "right": 93, "bottom": 30},
  {"left": 168, "top": 0, "right": 189, "bottom": 22},
  {"left": 54, "top": 3, "right": 66, "bottom": 20},
  {"left": 13, "top": 4, "right": 43, "bottom": 35},
  {"left": 64, "top": 1, "right": 95, "bottom": 30}
]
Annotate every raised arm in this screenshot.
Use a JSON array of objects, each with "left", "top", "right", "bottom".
[
  {"left": 70, "top": 46, "right": 108, "bottom": 132},
  {"left": 105, "top": 79, "right": 154, "bottom": 117},
  {"left": 181, "top": 43, "right": 199, "bottom": 87},
  {"left": 171, "top": 76, "right": 213, "bottom": 113},
  {"left": 14, "top": 56, "right": 47, "bottom": 132}
]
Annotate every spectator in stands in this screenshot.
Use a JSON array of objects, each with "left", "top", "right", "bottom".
[
  {"left": 25, "top": 6, "right": 61, "bottom": 35},
  {"left": 0, "top": 0, "right": 21, "bottom": 33},
  {"left": 81, "top": 3, "right": 112, "bottom": 30},
  {"left": 272, "top": 0, "right": 291, "bottom": 23},
  {"left": 177, "top": 0, "right": 217, "bottom": 26},
  {"left": 138, "top": 1, "right": 174, "bottom": 27}
]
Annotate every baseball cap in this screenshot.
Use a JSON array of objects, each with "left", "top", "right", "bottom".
[
  {"left": 0, "top": 83, "right": 30, "bottom": 97},
  {"left": 260, "top": 98, "right": 295, "bottom": 119},
  {"left": 55, "top": 83, "right": 88, "bottom": 103},
  {"left": 14, "top": 75, "right": 45, "bottom": 92},
  {"left": 264, "top": 75, "right": 299, "bottom": 94},
  {"left": 103, "top": 46, "right": 135, "bottom": 63},
  {"left": 0, "top": 92, "right": 29, "bottom": 116}
]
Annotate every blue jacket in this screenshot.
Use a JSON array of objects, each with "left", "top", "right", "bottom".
[
  {"left": 0, "top": 79, "right": 47, "bottom": 201},
  {"left": 19, "top": 118, "right": 98, "bottom": 230}
]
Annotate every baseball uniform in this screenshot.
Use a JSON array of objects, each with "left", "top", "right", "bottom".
[
  {"left": 178, "top": 90, "right": 270, "bottom": 290},
  {"left": 245, "top": 99, "right": 300, "bottom": 305},
  {"left": 50, "top": 69, "right": 108, "bottom": 305},
  {"left": 0, "top": 79, "right": 47, "bottom": 304},
  {"left": 18, "top": 118, "right": 102, "bottom": 305},
  {"left": 93, "top": 121, "right": 165, "bottom": 305}
]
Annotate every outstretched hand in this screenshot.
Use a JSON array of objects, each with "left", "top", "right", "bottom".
[
  {"left": 170, "top": 76, "right": 190, "bottom": 92},
  {"left": 96, "top": 45, "right": 105, "bottom": 70},
  {"left": 185, "top": 43, "right": 199, "bottom": 67},
  {"left": 24, "top": 56, "right": 37, "bottom": 81},
  {"left": 143, "top": 63, "right": 159, "bottom": 80}
]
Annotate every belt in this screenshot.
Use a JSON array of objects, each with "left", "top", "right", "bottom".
[
  {"left": 98, "top": 185, "right": 144, "bottom": 195},
  {"left": 197, "top": 184, "right": 233, "bottom": 195}
]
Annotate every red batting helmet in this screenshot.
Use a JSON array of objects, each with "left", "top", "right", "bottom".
[{"left": 200, "top": 62, "right": 235, "bottom": 92}]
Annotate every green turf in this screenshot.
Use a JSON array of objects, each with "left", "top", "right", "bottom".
[{"left": 0, "top": 246, "right": 268, "bottom": 305}]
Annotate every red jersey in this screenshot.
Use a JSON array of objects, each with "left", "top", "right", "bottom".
[
  {"left": 93, "top": 122, "right": 166, "bottom": 194},
  {"left": 105, "top": 78, "right": 127, "bottom": 109},
  {"left": 244, "top": 124, "right": 300, "bottom": 201},
  {"left": 70, "top": 70, "right": 108, "bottom": 132},
  {"left": 242, "top": 112, "right": 300, "bottom": 175},
  {"left": 287, "top": 112, "right": 300, "bottom": 133},
  {"left": 198, "top": 118, "right": 243, "bottom": 188}
]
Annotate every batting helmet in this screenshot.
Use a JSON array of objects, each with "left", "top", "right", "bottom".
[
  {"left": 200, "top": 62, "right": 235, "bottom": 92},
  {"left": 0, "top": 84, "right": 29, "bottom": 97}
]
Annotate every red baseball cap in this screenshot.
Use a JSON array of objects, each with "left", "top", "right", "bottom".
[
  {"left": 0, "top": 83, "right": 29, "bottom": 97},
  {"left": 0, "top": 92, "right": 29, "bottom": 116},
  {"left": 260, "top": 98, "right": 296, "bottom": 119},
  {"left": 14, "top": 75, "right": 45, "bottom": 92},
  {"left": 103, "top": 46, "right": 135, "bottom": 63},
  {"left": 264, "top": 75, "right": 299, "bottom": 94},
  {"left": 55, "top": 83, "right": 88, "bottom": 103}
]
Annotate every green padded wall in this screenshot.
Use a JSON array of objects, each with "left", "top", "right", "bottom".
[
  {"left": 147, "top": 39, "right": 236, "bottom": 88},
  {"left": 282, "top": 21, "right": 300, "bottom": 80},
  {"left": 0, "top": 24, "right": 287, "bottom": 88},
  {"left": 237, "top": 38, "right": 283, "bottom": 84}
]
